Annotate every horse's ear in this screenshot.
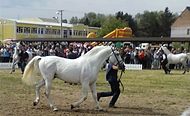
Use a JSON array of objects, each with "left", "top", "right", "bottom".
[
  {"left": 107, "top": 42, "right": 113, "bottom": 46},
  {"left": 17, "top": 41, "right": 21, "bottom": 46},
  {"left": 111, "top": 46, "right": 116, "bottom": 51}
]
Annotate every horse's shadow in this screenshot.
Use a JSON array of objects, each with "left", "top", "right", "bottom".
[
  {"left": 56, "top": 106, "right": 168, "bottom": 116},
  {"left": 166, "top": 72, "right": 188, "bottom": 75}
]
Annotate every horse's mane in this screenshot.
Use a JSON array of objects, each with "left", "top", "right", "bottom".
[
  {"left": 161, "top": 46, "right": 172, "bottom": 54},
  {"left": 82, "top": 46, "right": 109, "bottom": 57}
]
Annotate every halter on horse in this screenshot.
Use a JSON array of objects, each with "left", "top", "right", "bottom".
[
  {"left": 22, "top": 45, "right": 124, "bottom": 111},
  {"left": 10, "top": 42, "right": 33, "bottom": 74},
  {"left": 157, "top": 45, "right": 190, "bottom": 74}
]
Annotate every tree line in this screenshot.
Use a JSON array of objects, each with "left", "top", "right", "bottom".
[{"left": 68, "top": 7, "right": 177, "bottom": 37}]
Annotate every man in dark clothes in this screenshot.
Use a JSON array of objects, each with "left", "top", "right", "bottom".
[
  {"left": 18, "top": 47, "right": 29, "bottom": 74},
  {"left": 160, "top": 51, "right": 170, "bottom": 74},
  {"left": 97, "top": 61, "right": 125, "bottom": 108}
]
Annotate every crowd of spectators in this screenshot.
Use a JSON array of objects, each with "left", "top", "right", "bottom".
[
  {"left": 0, "top": 41, "right": 97, "bottom": 62},
  {"left": 0, "top": 41, "right": 188, "bottom": 69}
]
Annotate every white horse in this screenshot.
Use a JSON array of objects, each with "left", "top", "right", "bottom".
[
  {"left": 10, "top": 42, "right": 33, "bottom": 74},
  {"left": 22, "top": 45, "right": 124, "bottom": 111},
  {"left": 157, "top": 45, "right": 190, "bottom": 74}
]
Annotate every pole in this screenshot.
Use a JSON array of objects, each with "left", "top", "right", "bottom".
[
  {"left": 2, "top": 22, "right": 4, "bottom": 40},
  {"left": 58, "top": 10, "right": 64, "bottom": 38},
  {"left": 1, "top": 21, "right": 5, "bottom": 41},
  {"left": 2, "top": 21, "right": 6, "bottom": 40},
  {"left": 1, "top": 22, "right": 2, "bottom": 40}
]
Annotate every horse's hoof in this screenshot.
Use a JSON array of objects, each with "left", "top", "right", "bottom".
[
  {"left": 95, "top": 108, "right": 104, "bottom": 111},
  {"left": 53, "top": 107, "right": 58, "bottom": 111},
  {"left": 33, "top": 101, "right": 38, "bottom": 106},
  {"left": 71, "top": 104, "right": 74, "bottom": 109}
]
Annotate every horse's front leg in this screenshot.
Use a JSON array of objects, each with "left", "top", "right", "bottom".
[
  {"left": 10, "top": 61, "right": 15, "bottom": 74},
  {"left": 89, "top": 82, "right": 103, "bottom": 111},
  {"left": 71, "top": 81, "right": 89, "bottom": 109},
  {"left": 33, "top": 79, "right": 45, "bottom": 106},
  {"left": 183, "top": 70, "right": 186, "bottom": 74}
]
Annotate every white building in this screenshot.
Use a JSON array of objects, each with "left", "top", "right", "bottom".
[{"left": 171, "top": 7, "right": 190, "bottom": 38}]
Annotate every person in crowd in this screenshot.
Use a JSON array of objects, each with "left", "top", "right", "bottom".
[
  {"left": 67, "top": 47, "right": 78, "bottom": 59},
  {"left": 138, "top": 49, "right": 145, "bottom": 68},
  {"left": 18, "top": 46, "right": 29, "bottom": 74},
  {"left": 152, "top": 48, "right": 160, "bottom": 69}
]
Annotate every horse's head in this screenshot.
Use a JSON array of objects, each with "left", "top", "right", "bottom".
[
  {"left": 15, "top": 42, "right": 22, "bottom": 50},
  {"left": 109, "top": 48, "right": 125, "bottom": 71},
  {"left": 156, "top": 45, "right": 171, "bottom": 56},
  {"left": 14, "top": 41, "right": 25, "bottom": 54},
  {"left": 156, "top": 45, "right": 166, "bottom": 55}
]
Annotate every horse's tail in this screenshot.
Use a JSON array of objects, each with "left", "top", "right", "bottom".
[{"left": 22, "top": 56, "right": 42, "bottom": 86}]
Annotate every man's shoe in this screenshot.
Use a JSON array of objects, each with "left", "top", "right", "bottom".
[
  {"left": 109, "top": 104, "right": 117, "bottom": 108},
  {"left": 97, "top": 93, "right": 101, "bottom": 101}
]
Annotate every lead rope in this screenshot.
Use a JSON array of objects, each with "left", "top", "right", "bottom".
[{"left": 110, "top": 47, "right": 125, "bottom": 92}]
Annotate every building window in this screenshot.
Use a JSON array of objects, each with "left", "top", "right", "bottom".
[
  {"left": 24, "top": 27, "right": 30, "bottom": 33},
  {"left": 57, "top": 29, "right": 60, "bottom": 35},
  {"left": 73, "top": 30, "right": 77, "bottom": 36},
  {"left": 16, "top": 26, "right": 23, "bottom": 33},
  {"left": 187, "top": 29, "right": 190, "bottom": 35},
  {"left": 69, "top": 30, "right": 72, "bottom": 36},
  {"left": 31, "top": 27, "right": 37, "bottom": 34},
  {"left": 45, "top": 29, "right": 51, "bottom": 34},
  {"left": 63, "top": 30, "right": 68, "bottom": 38},
  {"left": 84, "top": 31, "right": 87, "bottom": 36},
  {"left": 37, "top": 28, "right": 44, "bottom": 34},
  {"left": 38, "top": 28, "right": 41, "bottom": 34},
  {"left": 79, "top": 31, "right": 82, "bottom": 36},
  {"left": 41, "top": 28, "right": 44, "bottom": 34},
  {"left": 52, "top": 29, "right": 57, "bottom": 35}
]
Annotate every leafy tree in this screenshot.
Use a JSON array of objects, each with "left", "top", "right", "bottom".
[
  {"left": 97, "top": 15, "right": 128, "bottom": 37},
  {"left": 159, "top": 7, "right": 177, "bottom": 37},
  {"left": 115, "top": 11, "right": 137, "bottom": 36},
  {"left": 70, "top": 8, "right": 177, "bottom": 37},
  {"left": 135, "top": 7, "right": 177, "bottom": 37},
  {"left": 70, "top": 16, "right": 79, "bottom": 24},
  {"left": 79, "top": 12, "right": 106, "bottom": 27},
  {"left": 62, "top": 19, "right": 68, "bottom": 23},
  {"left": 135, "top": 11, "right": 161, "bottom": 37}
]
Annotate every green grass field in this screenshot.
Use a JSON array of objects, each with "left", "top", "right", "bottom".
[{"left": 0, "top": 69, "right": 190, "bottom": 116}]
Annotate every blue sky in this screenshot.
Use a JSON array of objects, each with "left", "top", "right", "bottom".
[{"left": 0, "top": 0, "right": 190, "bottom": 20}]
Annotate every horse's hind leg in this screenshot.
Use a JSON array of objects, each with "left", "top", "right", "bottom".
[
  {"left": 182, "top": 63, "right": 188, "bottom": 74},
  {"left": 71, "top": 82, "right": 89, "bottom": 109},
  {"left": 33, "top": 79, "right": 45, "bottom": 106},
  {"left": 90, "top": 82, "right": 103, "bottom": 110},
  {"left": 44, "top": 79, "right": 58, "bottom": 111},
  {"left": 183, "top": 69, "right": 186, "bottom": 74}
]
